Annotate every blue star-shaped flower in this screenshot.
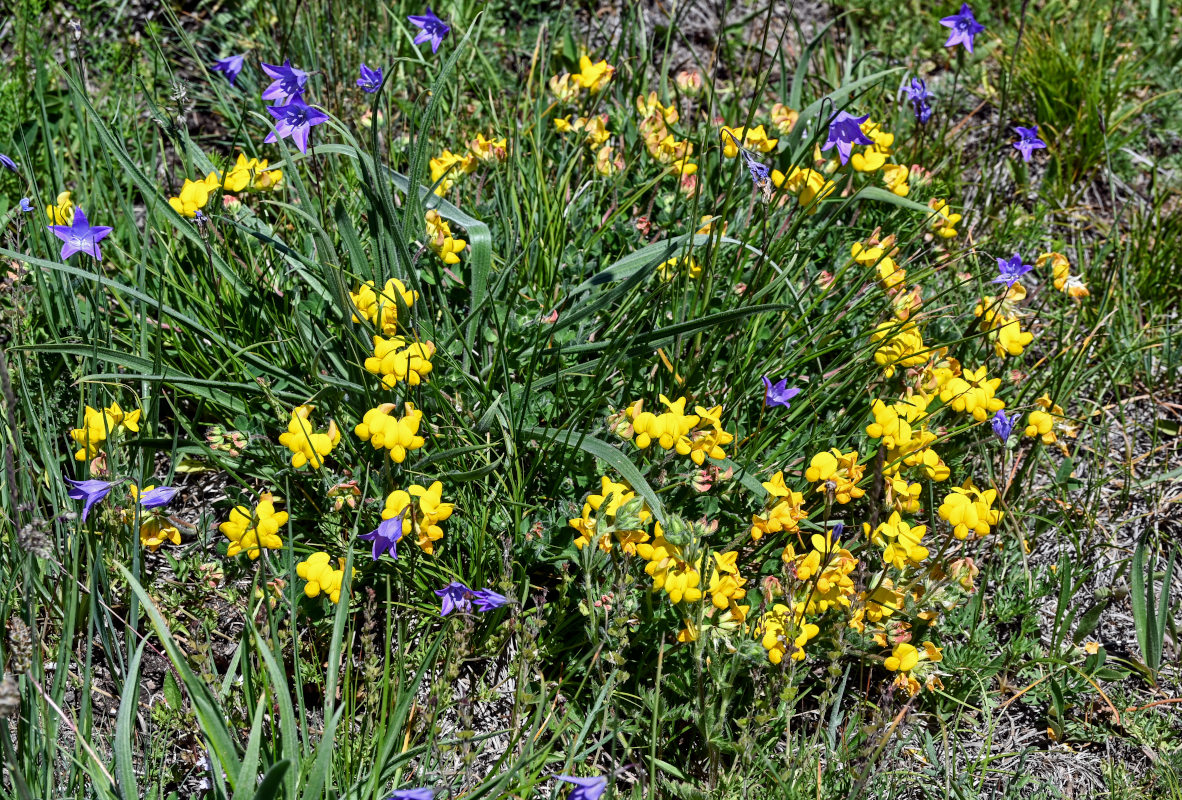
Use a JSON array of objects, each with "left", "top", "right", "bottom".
[
  {"left": 990, "top": 409, "right": 1018, "bottom": 442},
  {"left": 408, "top": 8, "right": 451, "bottom": 54},
  {"left": 940, "top": 4, "right": 985, "bottom": 53},
  {"left": 822, "top": 111, "right": 873, "bottom": 165},
  {"left": 1012, "top": 125, "right": 1046, "bottom": 163},
  {"left": 47, "top": 208, "right": 113, "bottom": 261},
  {"left": 357, "top": 63, "right": 384, "bottom": 93},
  {"left": 993, "top": 253, "right": 1033, "bottom": 288},
  {"left": 358, "top": 514, "right": 405, "bottom": 561},
  {"left": 260, "top": 59, "right": 309, "bottom": 105},
  {"left": 762, "top": 376, "right": 801, "bottom": 409},
  {"left": 264, "top": 94, "right": 330, "bottom": 153}
]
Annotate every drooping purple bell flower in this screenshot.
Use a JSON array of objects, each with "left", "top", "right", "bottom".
[
  {"left": 408, "top": 8, "right": 451, "bottom": 54},
  {"left": 65, "top": 477, "right": 115, "bottom": 521},
  {"left": 211, "top": 54, "right": 246, "bottom": 86},
  {"left": 822, "top": 111, "right": 873, "bottom": 165}
]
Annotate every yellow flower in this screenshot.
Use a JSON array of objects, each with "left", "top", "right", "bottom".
[
  {"left": 755, "top": 603, "right": 819, "bottom": 664},
  {"left": 688, "top": 411, "right": 734, "bottom": 466},
  {"left": 657, "top": 255, "right": 701, "bottom": 280},
  {"left": 850, "top": 120, "right": 894, "bottom": 173},
  {"left": 938, "top": 480, "right": 1002, "bottom": 539},
  {"left": 364, "top": 335, "right": 436, "bottom": 388},
  {"left": 804, "top": 449, "right": 866, "bottom": 504},
  {"left": 425, "top": 209, "right": 466, "bottom": 264},
  {"left": 772, "top": 167, "right": 835, "bottom": 212},
  {"left": 629, "top": 395, "right": 699, "bottom": 455},
  {"left": 594, "top": 144, "right": 623, "bottom": 176},
  {"left": 219, "top": 491, "right": 287, "bottom": 559},
  {"left": 69, "top": 402, "right": 142, "bottom": 460},
  {"left": 297, "top": 552, "right": 348, "bottom": 602},
  {"left": 635, "top": 92, "right": 679, "bottom": 126},
  {"left": 47, "top": 191, "right": 75, "bottom": 225},
  {"left": 751, "top": 472, "right": 807, "bottom": 541},
  {"left": 1037, "top": 252, "right": 1089, "bottom": 298},
  {"left": 548, "top": 73, "right": 580, "bottom": 103},
  {"left": 354, "top": 402, "right": 426, "bottom": 463},
  {"left": 654, "top": 135, "right": 696, "bottom": 174},
  {"left": 468, "top": 133, "right": 507, "bottom": 162},
  {"left": 886, "top": 476, "right": 922, "bottom": 514},
  {"left": 277, "top": 405, "right": 340, "bottom": 469},
  {"left": 571, "top": 55, "right": 614, "bottom": 93},
  {"left": 865, "top": 512, "right": 929, "bottom": 569},
  {"left": 707, "top": 552, "right": 747, "bottom": 610},
  {"left": 770, "top": 103, "right": 799, "bottom": 135},
  {"left": 350, "top": 278, "right": 418, "bottom": 335},
  {"left": 881, "top": 163, "right": 910, "bottom": 197},
  {"left": 720, "top": 124, "right": 778, "bottom": 157},
  {"left": 569, "top": 475, "right": 650, "bottom": 552},
  {"left": 382, "top": 480, "right": 454, "bottom": 555},
  {"left": 1024, "top": 394, "right": 1065, "bottom": 445},
  {"left": 139, "top": 517, "right": 181, "bottom": 552},
  {"left": 884, "top": 642, "right": 919, "bottom": 673},
  {"left": 168, "top": 178, "right": 213, "bottom": 218},
  {"left": 990, "top": 316, "right": 1034, "bottom": 358},
  {"left": 871, "top": 320, "right": 927, "bottom": 377},
  {"left": 938, "top": 364, "right": 1005, "bottom": 422},
  {"left": 219, "top": 153, "right": 256, "bottom": 192},
  {"left": 884, "top": 641, "right": 943, "bottom": 695},
  {"left": 428, "top": 149, "right": 476, "bottom": 195},
  {"left": 928, "top": 198, "right": 961, "bottom": 238},
  {"left": 250, "top": 159, "right": 284, "bottom": 191}
]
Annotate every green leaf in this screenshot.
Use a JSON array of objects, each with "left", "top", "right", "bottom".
[
  {"left": 251, "top": 760, "right": 291, "bottom": 800},
  {"left": 115, "top": 639, "right": 146, "bottom": 800},
  {"left": 162, "top": 669, "right": 182, "bottom": 711}
]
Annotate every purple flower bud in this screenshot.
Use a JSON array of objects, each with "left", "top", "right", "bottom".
[
  {"left": 211, "top": 54, "right": 246, "bottom": 86},
  {"left": 138, "top": 486, "right": 178, "bottom": 509},
  {"left": 0, "top": 154, "right": 19, "bottom": 174},
  {"left": 991, "top": 409, "right": 1018, "bottom": 442}
]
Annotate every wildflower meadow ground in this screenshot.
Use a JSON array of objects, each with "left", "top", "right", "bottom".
[{"left": 0, "top": 1, "right": 1180, "bottom": 798}]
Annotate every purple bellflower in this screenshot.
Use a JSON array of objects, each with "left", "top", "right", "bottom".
[
  {"left": 435, "top": 581, "right": 510, "bottom": 616},
  {"left": 408, "top": 8, "right": 450, "bottom": 53},
  {"left": 472, "top": 588, "right": 510, "bottom": 612},
  {"left": 905, "top": 78, "right": 934, "bottom": 123},
  {"left": 47, "top": 208, "right": 113, "bottom": 261},
  {"left": 65, "top": 478, "right": 114, "bottom": 521},
  {"left": 0, "top": 154, "right": 19, "bottom": 173},
  {"left": 994, "top": 253, "right": 1033, "bottom": 288},
  {"left": 138, "top": 486, "right": 178, "bottom": 509},
  {"left": 436, "top": 581, "right": 474, "bottom": 616},
  {"left": 556, "top": 776, "right": 608, "bottom": 800},
  {"left": 1012, "top": 125, "right": 1046, "bottom": 163},
  {"left": 264, "top": 95, "right": 330, "bottom": 154},
  {"left": 762, "top": 376, "right": 801, "bottom": 409},
  {"left": 19, "top": 198, "right": 33, "bottom": 213},
  {"left": 260, "top": 59, "right": 309, "bottom": 105},
  {"left": 990, "top": 409, "right": 1018, "bottom": 442},
  {"left": 357, "top": 63, "right": 383, "bottom": 93},
  {"left": 386, "top": 790, "right": 434, "bottom": 800},
  {"left": 822, "top": 111, "right": 873, "bottom": 165},
  {"left": 211, "top": 54, "right": 246, "bottom": 86},
  {"left": 359, "top": 513, "right": 405, "bottom": 560},
  {"left": 940, "top": 4, "right": 985, "bottom": 53}
]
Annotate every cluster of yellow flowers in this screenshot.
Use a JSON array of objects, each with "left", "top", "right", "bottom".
[
  {"left": 381, "top": 481, "right": 454, "bottom": 555},
  {"left": 848, "top": 118, "right": 913, "bottom": 198},
  {"left": 937, "top": 480, "right": 1002, "bottom": 539},
  {"left": 296, "top": 552, "right": 350, "bottom": 603},
  {"left": 569, "top": 476, "right": 651, "bottom": 554},
  {"left": 429, "top": 132, "right": 506, "bottom": 196},
  {"left": 927, "top": 198, "right": 962, "bottom": 238},
  {"left": 750, "top": 471, "right": 806, "bottom": 541},
  {"left": 278, "top": 405, "right": 340, "bottom": 469},
  {"left": 167, "top": 153, "right": 283, "bottom": 217},
  {"left": 549, "top": 56, "right": 621, "bottom": 178},
  {"left": 425, "top": 209, "right": 466, "bottom": 264},
  {"left": 70, "top": 402, "right": 141, "bottom": 461},
  {"left": 364, "top": 335, "right": 436, "bottom": 388},
  {"left": 350, "top": 278, "right": 418, "bottom": 335},
  {"left": 852, "top": 236, "right": 907, "bottom": 291},
  {"left": 637, "top": 92, "right": 695, "bottom": 179},
  {"left": 128, "top": 485, "right": 181, "bottom": 552},
  {"left": 219, "top": 491, "right": 288, "bottom": 560},
  {"left": 623, "top": 395, "right": 735, "bottom": 466},
  {"left": 1038, "top": 251, "right": 1089, "bottom": 298},
  {"left": 804, "top": 449, "right": 867, "bottom": 505},
  {"left": 354, "top": 402, "right": 426, "bottom": 463},
  {"left": 657, "top": 255, "right": 701, "bottom": 281},
  {"left": 974, "top": 283, "right": 1034, "bottom": 358},
  {"left": 549, "top": 55, "right": 615, "bottom": 100}
]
